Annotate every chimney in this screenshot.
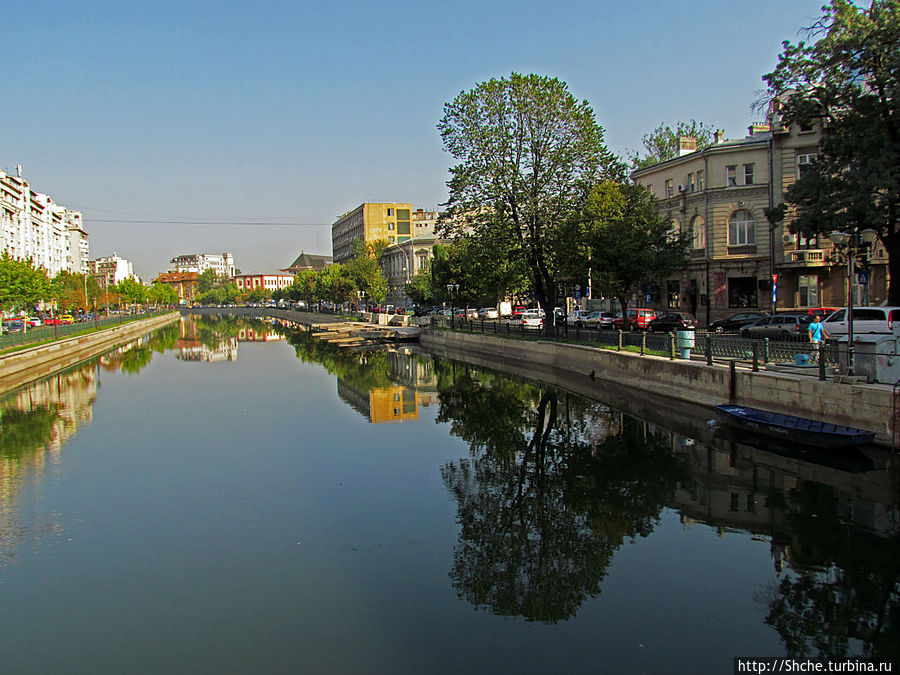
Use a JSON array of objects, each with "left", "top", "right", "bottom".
[
  {"left": 714, "top": 130, "right": 725, "bottom": 144},
  {"left": 678, "top": 136, "right": 698, "bottom": 156},
  {"left": 747, "top": 123, "right": 771, "bottom": 136},
  {"left": 16, "top": 165, "right": 22, "bottom": 177}
]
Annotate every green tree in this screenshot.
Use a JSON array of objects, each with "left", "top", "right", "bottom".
[
  {"left": 629, "top": 119, "right": 717, "bottom": 169},
  {"left": 51, "top": 271, "right": 102, "bottom": 312},
  {"left": 343, "top": 240, "right": 388, "bottom": 304},
  {"left": 762, "top": 0, "right": 900, "bottom": 303},
  {"left": 576, "top": 181, "right": 689, "bottom": 316},
  {"left": 438, "top": 73, "right": 616, "bottom": 318},
  {"left": 287, "top": 270, "right": 318, "bottom": 304},
  {"left": 0, "top": 252, "right": 52, "bottom": 330},
  {"left": 198, "top": 268, "right": 221, "bottom": 294},
  {"left": 148, "top": 282, "right": 178, "bottom": 306},
  {"left": 116, "top": 277, "right": 147, "bottom": 306}
]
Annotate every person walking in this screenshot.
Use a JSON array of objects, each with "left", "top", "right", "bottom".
[{"left": 808, "top": 314, "right": 828, "bottom": 362}]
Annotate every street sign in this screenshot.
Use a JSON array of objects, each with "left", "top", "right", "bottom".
[
  {"left": 645, "top": 293, "right": 652, "bottom": 304},
  {"left": 858, "top": 270, "right": 869, "bottom": 285}
]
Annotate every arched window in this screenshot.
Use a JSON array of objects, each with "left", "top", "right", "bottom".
[
  {"left": 728, "top": 210, "right": 755, "bottom": 246},
  {"left": 691, "top": 215, "right": 706, "bottom": 250}
]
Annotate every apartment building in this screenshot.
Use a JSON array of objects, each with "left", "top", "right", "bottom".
[
  {"left": 89, "top": 253, "right": 136, "bottom": 287},
  {"left": 331, "top": 203, "right": 413, "bottom": 264},
  {"left": 631, "top": 110, "right": 888, "bottom": 324},
  {"left": 1, "top": 166, "right": 88, "bottom": 277},
  {"left": 170, "top": 253, "right": 235, "bottom": 278}
]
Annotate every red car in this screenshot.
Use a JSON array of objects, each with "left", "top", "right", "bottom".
[
  {"left": 612, "top": 308, "right": 658, "bottom": 331},
  {"left": 43, "top": 317, "right": 63, "bottom": 325}
]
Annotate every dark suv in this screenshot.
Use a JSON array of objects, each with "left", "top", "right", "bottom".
[{"left": 707, "top": 311, "right": 769, "bottom": 334}]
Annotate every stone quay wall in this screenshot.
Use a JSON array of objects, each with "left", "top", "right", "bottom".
[
  {"left": 0, "top": 312, "right": 180, "bottom": 397},
  {"left": 420, "top": 328, "right": 896, "bottom": 445}
]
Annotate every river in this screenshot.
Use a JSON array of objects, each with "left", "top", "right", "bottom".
[{"left": 0, "top": 314, "right": 897, "bottom": 673}]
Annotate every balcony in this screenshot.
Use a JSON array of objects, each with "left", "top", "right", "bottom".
[{"left": 781, "top": 249, "right": 831, "bottom": 268}]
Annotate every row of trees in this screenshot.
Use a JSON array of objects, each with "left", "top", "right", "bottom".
[
  {"left": 271, "top": 241, "right": 389, "bottom": 307},
  {"left": 0, "top": 252, "right": 179, "bottom": 321}
]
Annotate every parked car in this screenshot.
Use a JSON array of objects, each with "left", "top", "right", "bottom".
[
  {"left": 511, "top": 305, "right": 528, "bottom": 318},
  {"left": 707, "top": 311, "right": 769, "bottom": 334},
  {"left": 566, "top": 310, "right": 591, "bottom": 327},
  {"left": 820, "top": 306, "right": 899, "bottom": 336},
  {"left": 740, "top": 312, "right": 814, "bottom": 339},
  {"left": 582, "top": 311, "right": 616, "bottom": 329},
  {"left": 612, "top": 308, "right": 657, "bottom": 331},
  {"left": 508, "top": 309, "right": 543, "bottom": 329},
  {"left": 60, "top": 314, "right": 76, "bottom": 324},
  {"left": 25, "top": 316, "right": 42, "bottom": 327},
  {"left": 478, "top": 307, "right": 500, "bottom": 319},
  {"left": 647, "top": 312, "right": 698, "bottom": 333},
  {"left": 43, "top": 317, "right": 63, "bottom": 325}
]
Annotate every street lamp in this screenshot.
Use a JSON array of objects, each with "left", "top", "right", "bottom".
[
  {"left": 356, "top": 289, "right": 366, "bottom": 312},
  {"left": 447, "top": 283, "right": 459, "bottom": 328},
  {"left": 828, "top": 228, "right": 879, "bottom": 376}
]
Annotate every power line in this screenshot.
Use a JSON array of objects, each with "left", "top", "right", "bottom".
[{"left": 87, "top": 219, "right": 329, "bottom": 226}]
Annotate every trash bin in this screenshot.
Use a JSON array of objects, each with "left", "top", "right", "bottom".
[{"left": 675, "top": 330, "right": 695, "bottom": 359}]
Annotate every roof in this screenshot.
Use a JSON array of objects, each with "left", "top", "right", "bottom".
[{"left": 284, "top": 251, "right": 332, "bottom": 271}]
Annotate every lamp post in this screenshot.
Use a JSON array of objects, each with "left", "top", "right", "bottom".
[
  {"left": 356, "top": 289, "right": 365, "bottom": 313},
  {"left": 828, "top": 228, "right": 878, "bottom": 376},
  {"left": 447, "top": 283, "right": 459, "bottom": 328}
]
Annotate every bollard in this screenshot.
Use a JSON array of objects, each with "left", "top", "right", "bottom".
[
  {"left": 706, "top": 335, "right": 713, "bottom": 365},
  {"left": 641, "top": 333, "right": 646, "bottom": 356},
  {"left": 818, "top": 343, "right": 826, "bottom": 381},
  {"left": 752, "top": 341, "right": 759, "bottom": 372},
  {"left": 669, "top": 333, "right": 675, "bottom": 359},
  {"left": 617, "top": 330, "right": 623, "bottom": 351}
]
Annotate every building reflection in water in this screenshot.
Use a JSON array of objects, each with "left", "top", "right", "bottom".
[{"left": 0, "top": 363, "right": 99, "bottom": 564}]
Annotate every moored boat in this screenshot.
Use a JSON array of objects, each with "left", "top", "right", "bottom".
[{"left": 714, "top": 404, "right": 876, "bottom": 448}]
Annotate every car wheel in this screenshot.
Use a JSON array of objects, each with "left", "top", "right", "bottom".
[
  {"left": 648, "top": 326, "right": 654, "bottom": 333},
  {"left": 715, "top": 326, "right": 724, "bottom": 334}
]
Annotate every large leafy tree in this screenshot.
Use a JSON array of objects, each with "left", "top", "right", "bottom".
[
  {"left": 763, "top": 0, "right": 900, "bottom": 303},
  {"left": 575, "top": 181, "right": 689, "bottom": 315},
  {"left": 438, "top": 73, "right": 615, "bottom": 318},
  {"left": 629, "top": 119, "right": 717, "bottom": 169},
  {"left": 116, "top": 277, "right": 147, "bottom": 306},
  {"left": 148, "top": 282, "right": 178, "bottom": 306},
  {"left": 0, "top": 253, "right": 52, "bottom": 328},
  {"left": 52, "top": 271, "right": 102, "bottom": 312}
]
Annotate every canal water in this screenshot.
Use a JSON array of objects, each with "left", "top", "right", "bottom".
[{"left": 1, "top": 315, "right": 897, "bottom": 673}]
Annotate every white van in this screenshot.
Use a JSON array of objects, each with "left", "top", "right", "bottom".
[{"left": 821, "top": 306, "right": 899, "bottom": 336}]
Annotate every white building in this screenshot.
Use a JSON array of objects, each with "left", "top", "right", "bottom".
[
  {"left": 1, "top": 165, "right": 89, "bottom": 277},
  {"left": 170, "top": 253, "right": 235, "bottom": 278},
  {"left": 90, "top": 252, "right": 136, "bottom": 287}
]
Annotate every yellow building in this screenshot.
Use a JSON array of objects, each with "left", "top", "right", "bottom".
[{"left": 331, "top": 203, "right": 412, "bottom": 264}]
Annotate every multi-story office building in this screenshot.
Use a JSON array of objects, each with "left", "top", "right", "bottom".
[
  {"left": 89, "top": 253, "right": 136, "bottom": 287},
  {"left": 1, "top": 166, "right": 88, "bottom": 277},
  {"left": 631, "top": 109, "right": 888, "bottom": 324},
  {"left": 170, "top": 253, "right": 235, "bottom": 278},
  {"left": 331, "top": 203, "right": 413, "bottom": 264},
  {"left": 380, "top": 209, "right": 444, "bottom": 307}
]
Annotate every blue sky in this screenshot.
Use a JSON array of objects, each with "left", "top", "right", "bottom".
[{"left": 1, "top": 0, "right": 827, "bottom": 279}]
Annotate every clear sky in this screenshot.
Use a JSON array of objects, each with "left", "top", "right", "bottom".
[{"left": 1, "top": 0, "right": 827, "bottom": 280}]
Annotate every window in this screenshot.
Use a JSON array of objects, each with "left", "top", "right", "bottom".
[
  {"left": 691, "top": 216, "right": 706, "bottom": 250},
  {"left": 688, "top": 173, "right": 695, "bottom": 192},
  {"left": 665, "top": 179, "right": 674, "bottom": 197},
  {"left": 387, "top": 208, "right": 394, "bottom": 216},
  {"left": 667, "top": 280, "right": 680, "bottom": 308},
  {"left": 728, "top": 277, "right": 758, "bottom": 308},
  {"left": 388, "top": 222, "right": 394, "bottom": 230},
  {"left": 743, "top": 163, "right": 754, "bottom": 185},
  {"left": 726, "top": 165, "right": 737, "bottom": 186},
  {"left": 647, "top": 184, "right": 654, "bottom": 196},
  {"left": 797, "top": 151, "right": 817, "bottom": 180},
  {"left": 388, "top": 236, "right": 395, "bottom": 243},
  {"left": 728, "top": 210, "right": 755, "bottom": 246},
  {"left": 798, "top": 275, "right": 819, "bottom": 307},
  {"left": 697, "top": 170, "right": 704, "bottom": 190}
]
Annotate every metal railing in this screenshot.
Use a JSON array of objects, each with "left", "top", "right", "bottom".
[
  {"left": 0, "top": 310, "right": 171, "bottom": 351},
  {"left": 427, "top": 317, "right": 841, "bottom": 370}
]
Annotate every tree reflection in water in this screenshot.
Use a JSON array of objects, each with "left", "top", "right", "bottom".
[
  {"left": 764, "top": 481, "right": 900, "bottom": 662},
  {"left": 436, "top": 362, "right": 689, "bottom": 623}
]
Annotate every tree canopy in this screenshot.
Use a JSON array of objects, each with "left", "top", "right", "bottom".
[
  {"left": 629, "top": 119, "right": 717, "bottom": 169},
  {"left": 571, "top": 181, "right": 690, "bottom": 314},
  {"left": 763, "top": 0, "right": 900, "bottom": 303},
  {"left": 0, "top": 253, "right": 51, "bottom": 318},
  {"left": 438, "top": 73, "right": 616, "bottom": 317}
]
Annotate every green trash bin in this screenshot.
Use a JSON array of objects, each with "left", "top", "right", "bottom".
[{"left": 675, "top": 330, "right": 695, "bottom": 359}]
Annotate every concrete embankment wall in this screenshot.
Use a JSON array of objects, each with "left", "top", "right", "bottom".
[
  {"left": 0, "top": 312, "right": 180, "bottom": 396},
  {"left": 420, "top": 328, "right": 896, "bottom": 445}
]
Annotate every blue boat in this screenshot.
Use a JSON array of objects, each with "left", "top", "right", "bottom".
[{"left": 714, "top": 404, "right": 876, "bottom": 447}]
